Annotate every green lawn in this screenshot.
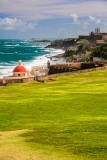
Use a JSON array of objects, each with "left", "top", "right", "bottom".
[{"left": 0, "top": 70, "right": 107, "bottom": 160}]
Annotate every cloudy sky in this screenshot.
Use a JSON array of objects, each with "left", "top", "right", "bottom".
[{"left": 0, "top": 0, "right": 107, "bottom": 39}]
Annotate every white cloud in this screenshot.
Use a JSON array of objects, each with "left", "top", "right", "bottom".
[
  {"left": 0, "top": 17, "right": 36, "bottom": 30},
  {"left": 71, "top": 13, "right": 78, "bottom": 23},
  {"left": 89, "top": 16, "right": 101, "bottom": 23},
  {"left": 0, "top": 1, "right": 107, "bottom": 21}
]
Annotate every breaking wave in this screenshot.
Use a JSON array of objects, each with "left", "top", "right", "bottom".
[{"left": 0, "top": 39, "right": 65, "bottom": 78}]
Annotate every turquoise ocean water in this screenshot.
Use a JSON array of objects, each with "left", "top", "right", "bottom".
[{"left": 0, "top": 39, "right": 64, "bottom": 77}]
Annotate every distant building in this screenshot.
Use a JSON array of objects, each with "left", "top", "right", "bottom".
[
  {"left": 73, "top": 55, "right": 83, "bottom": 62},
  {"left": 79, "top": 28, "right": 107, "bottom": 42},
  {"left": 31, "top": 66, "right": 49, "bottom": 77},
  {"left": 68, "top": 46, "right": 78, "bottom": 51},
  {"left": 73, "top": 53, "right": 91, "bottom": 62},
  {"left": 95, "top": 28, "right": 100, "bottom": 33},
  {"left": 96, "top": 40, "right": 105, "bottom": 46}
]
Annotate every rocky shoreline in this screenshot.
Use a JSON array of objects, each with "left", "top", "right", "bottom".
[{"left": 45, "top": 38, "right": 77, "bottom": 50}]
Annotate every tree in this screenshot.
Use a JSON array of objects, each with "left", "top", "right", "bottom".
[
  {"left": 76, "top": 39, "right": 90, "bottom": 55},
  {"left": 64, "top": 50, "right": 75, "bottom": 57},
  {"left": 92, "top": 44, "right": 107, "bottom": 59}
]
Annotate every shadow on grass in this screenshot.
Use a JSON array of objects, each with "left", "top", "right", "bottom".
[{"left": 21, "top": 121, "right": 107, "bottom": 160}]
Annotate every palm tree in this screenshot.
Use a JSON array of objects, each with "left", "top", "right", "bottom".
[{"left": 77, "top": 39, "right": 90, "bottom": 55}]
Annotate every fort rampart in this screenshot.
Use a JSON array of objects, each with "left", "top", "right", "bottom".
[{"left": 37, "top": 66, "right": 107, "bottom": 81}]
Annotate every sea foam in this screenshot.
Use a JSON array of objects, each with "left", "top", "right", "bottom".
[{"left": 0, "top": 40, "right": 64, "bottom": 78}]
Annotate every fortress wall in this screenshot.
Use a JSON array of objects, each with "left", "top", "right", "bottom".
[
  {"left": 37, "top": 66, "right": 107, "bottom": 81},
  {"left": 49, "top": 62, "right": 106, "bottom": 74},
  {"left": 49, "top": 64, "right": 81, "bottom": 74}
]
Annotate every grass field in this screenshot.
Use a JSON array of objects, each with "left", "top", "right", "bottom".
[{"left": 0, "top": 70, "right": 107, "bottom": 160}]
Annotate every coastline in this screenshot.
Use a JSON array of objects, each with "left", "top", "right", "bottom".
[
  {"left": 0, "top": 40, "right": 65, "bottom": 78},
  {"left": 32, "top": 42, "right": 51, "bottom": 43}
]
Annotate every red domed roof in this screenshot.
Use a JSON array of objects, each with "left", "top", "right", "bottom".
[{"left": 13, "top": 66, "right": 27, "bottom": 72}]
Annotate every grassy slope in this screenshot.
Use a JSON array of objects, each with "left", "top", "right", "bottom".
[{"left": 0, "top": 70, "right": 107, "bottom": 160}]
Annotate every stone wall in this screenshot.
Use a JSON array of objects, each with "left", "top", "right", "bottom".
[
  {"left": 5, "top": 77, "right": 34, "bottom": 84},
  {"left": 0, "top": 79, "right": 3, "bottom": 86},
  {"left": 23, "top": 77, "right": 35, "bottom": 83},
  {"left": 49, "top": 62, "right": 106, "bottom": 74},
  {"left": 37, "top": 66, "right": 107, "bottom": 81},
  {"left": 81, "top": 62, "right": 104, "bottom": 69},
  {"left": 49, "top": 63, "right": 81, "bottom": 74},
  {"left": 0, "top": 79, "right": 7, "bottom": 86}
]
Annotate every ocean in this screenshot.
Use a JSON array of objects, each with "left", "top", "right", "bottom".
[{"left": 0, "top": 39, "right": 64, "bottom": 78}]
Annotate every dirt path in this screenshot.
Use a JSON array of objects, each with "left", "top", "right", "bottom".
[{"left": 0, "top": 130, "right": 69, "bottom": 160}]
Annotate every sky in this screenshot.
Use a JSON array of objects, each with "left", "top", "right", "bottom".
[{"left": 0, "top": 0, "right": 107, "bottom": 39}]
